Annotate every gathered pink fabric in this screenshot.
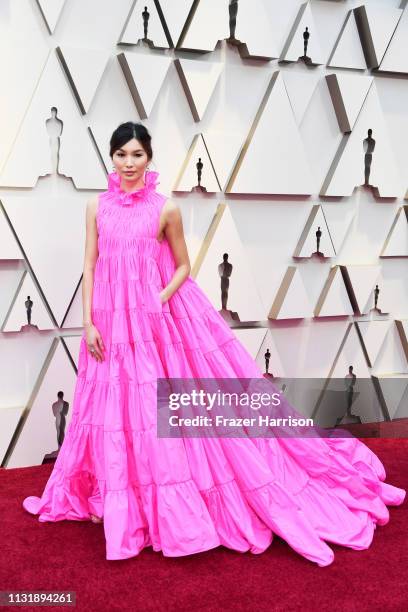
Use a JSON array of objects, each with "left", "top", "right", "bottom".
[{"left": 23, "top": 170, "right": 406, "bottom": 566}]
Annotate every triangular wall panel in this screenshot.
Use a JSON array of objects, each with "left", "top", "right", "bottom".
[
  {"left": 156, "top": 0, "right": 195, "bottom": 48},
  {"left": 314, "top": 324, "right": 384, "bottom": 425},
  {"left": 372, "top": 374, "right": 408, "bottom": 420},
  {"left": 342, "top": 265, "right": 381, "bottom": 315},
  {"left": 232, "top": 328, "right": 267, "bottom": 360},
  {"left": 194, "top": 205, "right": 265, "bottom": 321},
  {"left": 177, "top": 0, "right": 229, "bottom": 52},
  {"left": 293, "top": 205, "right": 336, "bottom": 258},
  {"left": 0, "top": 406, "right": 25, "bottom": 465},
  {"left": 314, "top": 266, "right": 354, "bottom": 318},
  {"left": 3, "top": 271, "right": 54, "bottom": 331},
  {"left": 227, "top": 72, "right": 314, "bottom": 196},
  {"left": 268, "top": 266, "right": 313, "bottom": 320},
  {"left": 63, "top": 335, "right": 83, "bottom": 370},
  {"left": 396, "top": 320, "right": 408, "bottom": 365},
  {"left": 328, "top": 10, "right": 366, "bottom": 70},
  {"left": 355, "top": 320, "right": 393, "bottom": 368},
  {"left": 321, "top": 82, "right": 403, "bottom": 198},
  {"left": 0, "top": 269, "right": 26, "bottom": 331},
  {"left": 62, "top": 277, "right": 84, "bottom": 329},
  {"left": 231, "top": 0, "right": 280, "bottom": 60},
  {"left": 325, "top": 73, "right": 373, "bottom": 133},
  {"left": 119, "top": 0, "right": 169, "bottom": 48},
  {"left": 7, "top": 339, "right": 77, "bottom": 468},
  {"left": 379, "top": 7, "right": 408, "bottom": 74},
  {"left": 283, "top": 70, "right": 320, "bottom": 126},
  {"left": 255, "top": 329, "right": 285, "bottom": 377},
  {"left": 321, "top": 205, "right": 355, "bottom": 255},
  {"left": 0, "top": 53, "right": 106, "bottom": 189},
  {"left": 380, "top": 206, "right": 408, "bottom": 257},
  {"left": 3, "top": 195, "right": 86, "bottom": 326},
  {"left": 354, "top": 4, "right": 402, "bottom": 69},
  {"left": 173, "top": 134, "right": 222, "bottom": 193},
  {"left": 36, "top": 0, "right": 66, "bottom": 34},
  {"left": 174, "top": 58, "right": 222, "bottom": 122},
  {"left": 280, "top": 2, "right": 326, "bottom": 65},
  {"left": 117, "top": 52, "right": 172, "bottom": 119},
  {"left": 56, "top": 46, "right": 109, "bottom": 114},
  {"left": 0, "top": 210, "right": 23, "bottom": 259}
]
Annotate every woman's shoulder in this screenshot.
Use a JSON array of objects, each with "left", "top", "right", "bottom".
[
  {"left": 86, "top": 194, "right": 99, "bottom": 209},
  {"left": 158, "top": 194, "right": 179, "bottom": 214},
  {"left": 85, "top": 194, "right": 100, "bottom": 219}
]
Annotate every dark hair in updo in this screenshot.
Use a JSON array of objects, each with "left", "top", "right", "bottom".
[{"left": 109, "top": 122, "right": 153, "bottom": 160}]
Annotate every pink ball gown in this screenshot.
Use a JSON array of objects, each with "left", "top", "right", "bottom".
[{"left": 23, "top": 170, "right": 405, "bottom": 566}]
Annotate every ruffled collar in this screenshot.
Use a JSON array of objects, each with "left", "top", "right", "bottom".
[{"left": 107, "top": 169, "right": 159, "bottom": 205}]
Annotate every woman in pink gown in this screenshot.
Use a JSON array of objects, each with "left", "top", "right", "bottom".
[{"left": 23, "top": 122, "right": 406, "bottom": 567}]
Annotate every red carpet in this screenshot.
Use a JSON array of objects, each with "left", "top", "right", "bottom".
[{"left": 1, "top": 438, "right": 408, "bottom": 612}]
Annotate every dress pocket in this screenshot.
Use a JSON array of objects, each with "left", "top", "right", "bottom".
[
  {"left": 157, "top": 287, "right": 171, "bottom": 314},
  {"left": 152, "top": 286, "right": 164, "bottom": 313}
]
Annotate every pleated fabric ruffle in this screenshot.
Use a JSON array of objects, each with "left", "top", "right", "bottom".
[
  {"left": 23, "top": 276, "right": 406, "bottom": 566},
  {"left": 23, "top": 174, "right": 406, "bottom": 567},
  {"left": 22, "top": 400, "right": 405, "bottom": 565}
]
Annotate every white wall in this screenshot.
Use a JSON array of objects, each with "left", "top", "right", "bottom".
[{"left": 0, "top": 0, "right": 407, "bottom": 466}]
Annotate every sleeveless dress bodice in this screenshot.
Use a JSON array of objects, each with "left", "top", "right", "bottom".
[
  {"left": 96, "top": 170, "right": 164, "bottom": 254},
  {"left": 93, "top": 170, "right": 168, "bottom": 315}
]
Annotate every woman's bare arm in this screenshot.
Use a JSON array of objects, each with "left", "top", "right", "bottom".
[
  {"left": 82, "top": 195, "right": 99, "bottom": 326},
  {"left": 158, "top": 200, "right": 191, "bottom": 302}
]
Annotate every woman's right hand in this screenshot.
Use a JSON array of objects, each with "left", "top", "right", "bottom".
[{"left": 85, "top": 323, "right": 105, "bottom": 362}]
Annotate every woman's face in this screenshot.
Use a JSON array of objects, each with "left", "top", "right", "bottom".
[{"left": 112, "top": 138, "right": 150, "bottom": 183}]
